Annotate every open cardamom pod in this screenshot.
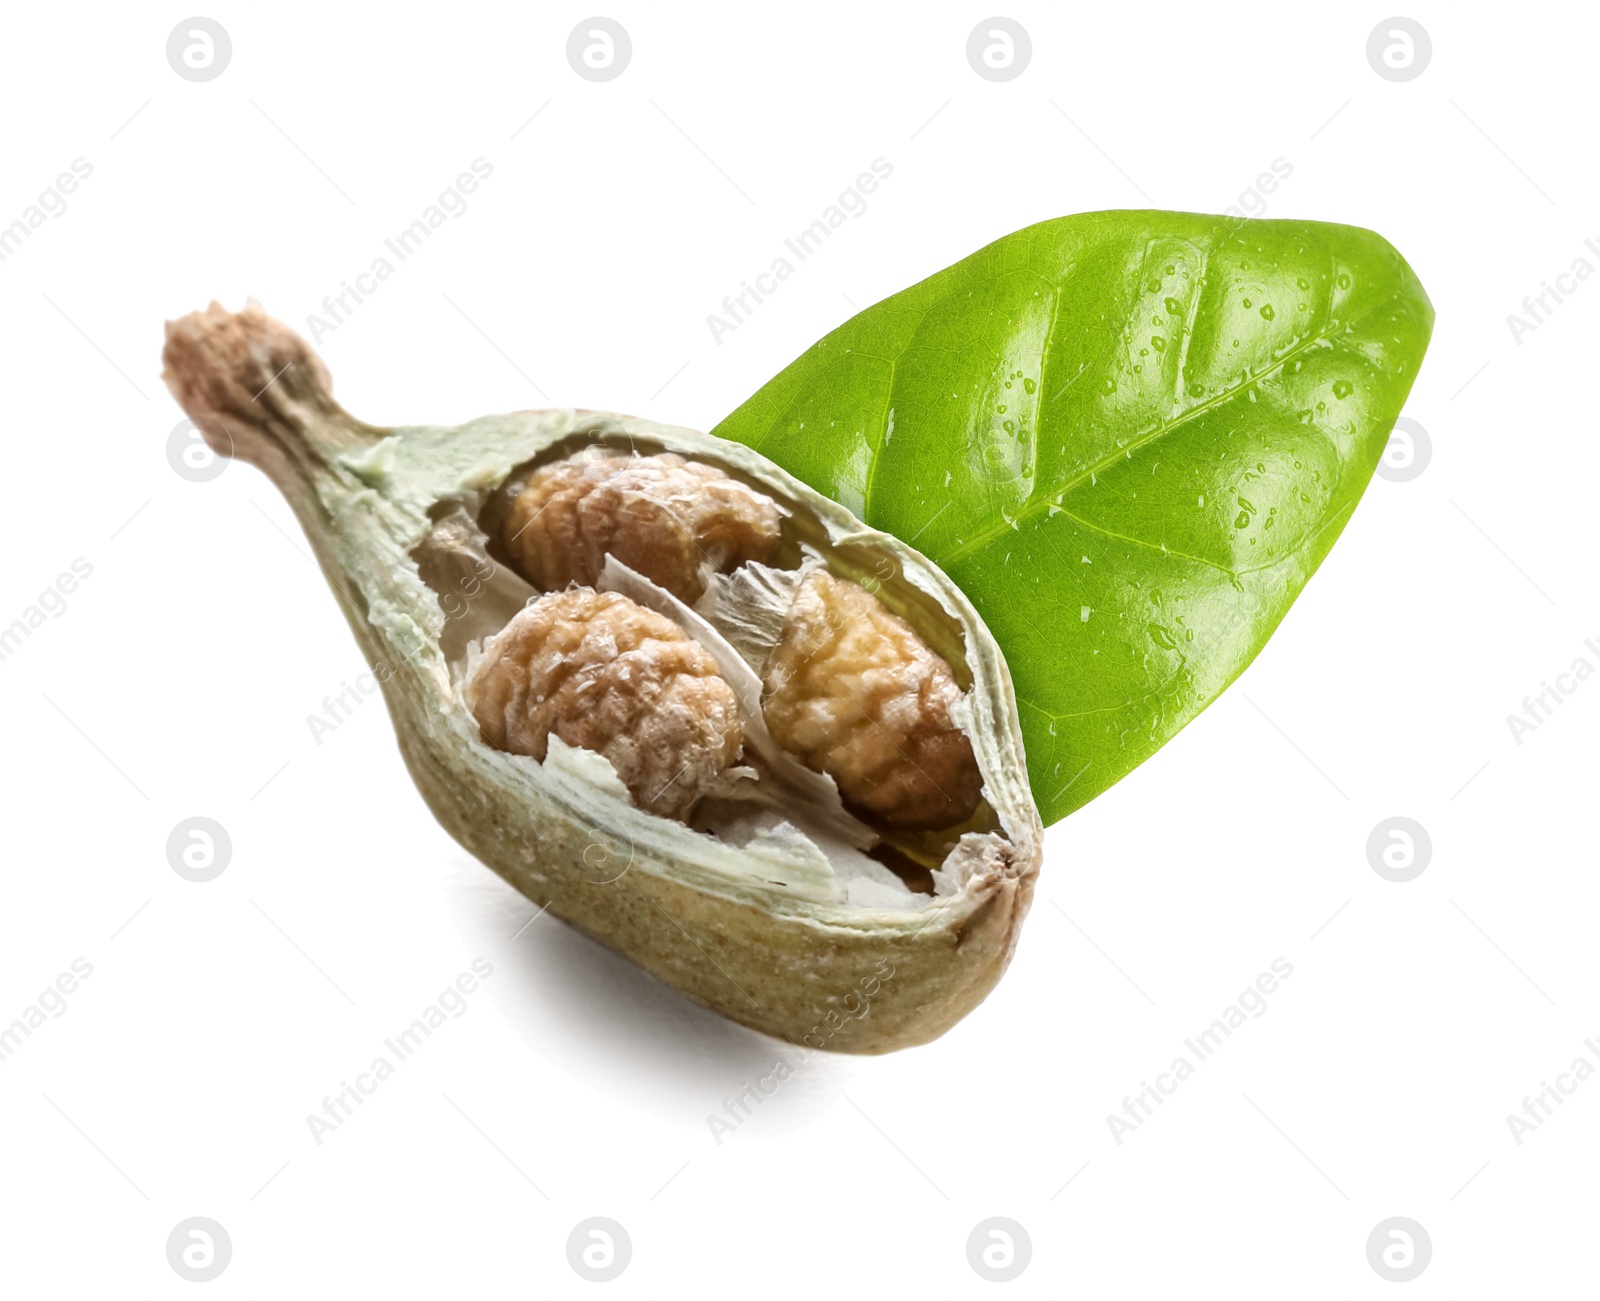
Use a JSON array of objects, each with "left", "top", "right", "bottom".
[{"left": 161, "top": 301, "right": 1043, "bottom": 1053}]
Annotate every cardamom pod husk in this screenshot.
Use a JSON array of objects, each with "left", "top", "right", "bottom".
[{"left": 161, "top": 301, "right": 1043, "bottom": 1052}]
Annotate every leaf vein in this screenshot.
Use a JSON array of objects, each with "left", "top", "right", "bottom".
[{"left": 934, "top": 296, "right": 1391, "bottom": 567}]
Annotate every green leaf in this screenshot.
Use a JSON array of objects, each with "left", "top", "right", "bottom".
[{"left": 713, "top": 211, "right": 1434, "bottom": 825}]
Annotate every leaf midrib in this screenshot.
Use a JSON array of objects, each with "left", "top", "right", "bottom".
[{"left": 933, "top": 296, "right": 1374, "bottom": 569}]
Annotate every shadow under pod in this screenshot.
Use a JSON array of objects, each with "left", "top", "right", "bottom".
[{"left": 446, "top": 856, "right": 854, "bottom": 1133}]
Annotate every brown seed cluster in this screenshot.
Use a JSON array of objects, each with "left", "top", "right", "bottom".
[
  {"left": 503, "top": 450, "right": 783, "bottom": 603},
  {"left": 478, "top": 448, "right": 984, "bottom": 834},
  {"left": 470, "top": 588, "right": 742, "bottom": 820},
  {"left": 761, "top": 570, "right": 983, "bottom": 831}
]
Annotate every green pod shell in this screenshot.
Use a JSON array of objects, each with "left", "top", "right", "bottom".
[{"left": 162, "top": 302, "right": 1044, "bottom": 1053}]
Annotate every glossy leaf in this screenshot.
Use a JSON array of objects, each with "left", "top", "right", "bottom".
[{"left": 713, "top": 211, "right": 1433, "bottom": 825}]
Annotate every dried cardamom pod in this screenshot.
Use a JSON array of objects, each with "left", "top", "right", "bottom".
[{"left": 161, "top": 301, "right": 1043, "bottom": 1052}]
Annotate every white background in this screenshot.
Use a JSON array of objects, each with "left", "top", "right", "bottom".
[{"left": 1, "top": 2, "right": 1594, "bottom": 1295}]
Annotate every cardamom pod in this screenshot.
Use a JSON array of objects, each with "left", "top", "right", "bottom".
[{"left": 161, "top": 301, "right": 1043, "bottom": 1052}]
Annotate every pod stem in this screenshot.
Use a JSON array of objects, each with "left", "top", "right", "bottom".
[{"left": 161, "top": 300, "right": 386, "bottom": 488}]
